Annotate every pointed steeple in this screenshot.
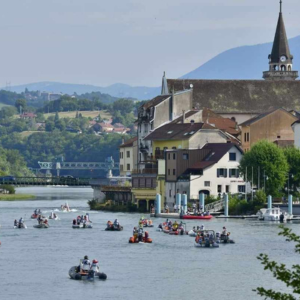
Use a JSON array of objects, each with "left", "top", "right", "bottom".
[
  {"left": 161, "top": 71, "right": 169, "bottom": 95},
  {"left": 263, "top": 0, "right": 298, "bottom": 80},
  {"left": 270, "top": 0, "right": 292, "bottom": 64}
]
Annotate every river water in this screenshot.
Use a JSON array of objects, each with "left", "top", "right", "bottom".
[{"left": 0, "top": 187, "right": 299, "bottom": 300}]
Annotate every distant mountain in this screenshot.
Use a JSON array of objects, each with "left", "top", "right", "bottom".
[
  {"left": 7, "top": 82, "right": 160, "bottom": 101},
  {"left": 181, "top": 35, "right": 300, "bottom": 80},
  {"left": 6, "top": 35, "right": 300, "bottom": 100}
]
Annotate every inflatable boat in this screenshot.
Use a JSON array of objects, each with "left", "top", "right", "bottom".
[
  {"left": 69, "top": 266, "right": 107, "bottom": 281},
  {"left": 194, "top": 242, "right": 219, "bottom": 248},
  {"left": 181, "top": 215, "right": 212, "bottom": 220},
  {"left": 14, "top": 223, "right": 27, "bottom": 229},
  {"left": 31, "top": 213, "right": 39, "bottom": 219},
  {"left": 129, "top": 236, "right": 152, "bottom": 243},
  {"left": 72, "top": 223, "right": 92, "bottom": 229},
  {"left": 219, "top": 234, "right": 235, "bottom": 244},
  {"left": 105, "top": 225, "right": 123, "bottom": 231},
  {"left": 34, "top": 223, "right": 49, "bottom": 229}
]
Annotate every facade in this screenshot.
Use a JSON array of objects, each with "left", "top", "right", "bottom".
[
  {"left": 292, "top": 120, "right": 300, "bottom": 149},
  {"left": 119, "top": 137, "right": 138, "bottom": 176},
  {"left": 164, "top": 144, "right": 245, "bottom": 207},
  {"left": 240, "top": 108, "right": 298, "bottom": 152}
]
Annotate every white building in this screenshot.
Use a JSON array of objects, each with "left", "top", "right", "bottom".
[
  {"left": 119, "top": 137, "right": 138, "bottom": 176},
  {"left": 292, "top": 120, "right": 300, "bottom": 149},
  {"left": 165, "top": 143, "right": 246, "bottom": 206}
]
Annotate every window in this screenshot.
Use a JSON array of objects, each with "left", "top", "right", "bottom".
[
  {"left": 247, "top": 132, "right": 250, "bottom": 142},
  {"left": 120, "top": 165, "right": 123, "bottom": 171},
  {"left": 173, "top": 153, "right": 176, "bottom": 160},
  {"left": 183, "top": 153, "right": 189, "bottom": 160},
  {"left": 126, "top": 151, "right": 130, "bottom": 158},
  {"left": 226, "top": 185, "right": 230, "bottom": 193},
  {"left": 119, "top": 152, "right": 122, "bottom": 159},
  {"left": 217, "top": 185, "right": 222, "bottom": 193},
  {"left": 172, "top": 147, "right": 177, "bottom": 149},
  {"left": 169, "top": 190, "right": 172, "bottom": 197},
  {"left": 127, "top": 164, "right": 130, "bottom": 171},
  {"left": 238, "top": 185, "right": 245, "bottom": 193},
  {"left": 217, "top": 169, "right": 227, "bottom": 178},
  {"left": 168, "top": 153, "right": 171, "bottom": 160},
  {"left": 173, "top": 169, "right": 176, "bottom": 175},
  {"left": 229, "top": 153, "right": 236, "bottom": 161},
  {"left": 244, "top": 133, "right": 247, "bottom": 142},
  {"left": 164, "top": 147, "right": 168, "bottom": 150},
  {"left": 168, "top": 169, "right": 170, "bottom": 176},
  {"left": 277, "top": 136, "right": 281, "bottom": 139},
  {"left": 204, "top": 181, "right": 210, "bottom": 187}
]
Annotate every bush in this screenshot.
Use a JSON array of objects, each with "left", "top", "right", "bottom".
[
  {"left": 0, "top": 185, "right": 15, "bottom": 194},
  {"left": 88, "top": 199, "right": 143, "bottom": 213}
]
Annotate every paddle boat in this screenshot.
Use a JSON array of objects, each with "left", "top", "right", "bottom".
[
  {"left": 194, "top": 230, "right": 219, "bottom": 248},
  {"left": 162, "top": 221, "right": 187, "bottom": 235},
  {"left": 69, "top": 259, "right": 107, "bottom": 281},
  {"left": 31, "top": 209, "right": 42, "bottom": 219},
  {"left": 257, "top": 208, "right": 293, "bottom": 221}
]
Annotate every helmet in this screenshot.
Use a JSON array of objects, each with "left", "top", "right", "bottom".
[
  {"left": 84, "top": 255, "right": 88, "bottom": 259},
  {"left": 92, "top": 259, "right": 98, "bottom": 263},
  {"left": 223, "top": 226, "right": 226, "bottom": 229}
]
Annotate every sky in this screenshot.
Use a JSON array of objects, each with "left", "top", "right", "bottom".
[{"left": 0, "top": 0, "right": 300, "bottom": 88}]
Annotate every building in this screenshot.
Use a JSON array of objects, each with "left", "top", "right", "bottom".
[
  {"left": 240, "top": 108, "right": 298, "bottom": 152},
  {"left": 20, "top": 112, "right": 36, "bottom": 119},
  {"left": 164, "top": 143, "right": 245, "bottom": 206},
  {"left": 119, "top": 137, "right": 138, "bottom": 176},
  {"left": 292, "top": 120, "right": 300, "bottom": 149},
  {"left": 166, "top": 2, "right": 300, "bottom": 113},
  {"left": 99, "top": 123, "right": 114, "bottom": 133}
]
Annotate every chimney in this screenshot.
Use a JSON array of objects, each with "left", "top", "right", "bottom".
[{"left": 182, "top": 110, "right": 186, "bottom": 123}]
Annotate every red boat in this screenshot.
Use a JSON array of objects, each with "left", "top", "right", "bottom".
[{"left": 181, "top": 215, "right": 213, "bottom": 220}]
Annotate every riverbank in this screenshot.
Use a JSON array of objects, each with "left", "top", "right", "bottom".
[{"left": 0, "top": 194, "right": 35, "bottom": 201}]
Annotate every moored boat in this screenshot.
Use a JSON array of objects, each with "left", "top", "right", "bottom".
[
  {"left": 182, "top": 215, "right": 212, "bottom": 220},
  {"left": 257, "top": 208, "right": 293, "bottom": 221}
]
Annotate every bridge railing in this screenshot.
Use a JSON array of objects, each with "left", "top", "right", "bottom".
[{"left": 0, "top": 177, "right": 91, "bottom": 186}]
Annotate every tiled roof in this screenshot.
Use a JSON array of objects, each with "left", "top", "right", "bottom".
[
  {"left": 144, "top": 123, "right": 214, "bottom": 141},
  {"left": 142, "top": 95, "right": 170, "bottom": 110},
  {"left": 120, "top": 136, "right": 137, "bottom": 148},
  {"left": 207, "top": 117, "right": 240, "bottom": 135}
]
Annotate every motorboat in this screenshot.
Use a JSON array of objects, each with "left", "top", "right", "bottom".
[
  {"left": 257, "top": 208, "right": 293, "bottom": 221},
  {"left": 194, "top": 230, "right": 219, "bottom": 248},
  {"left": 182, "top": 215, "right": 212, "bottom": 220},
  {"left": 188, "top": 226, "right": 206, "bottom": 237},
  {"left": 69, "top": 261, "right": 107, "bottom": 281},
  {"left": 61, "top": 203, "right": 71, "bottom": 212},
  {"left": 49, "top": 212, "right": 59, "bottom": 220},
  {"left": 105, "top": 223, "right": 123, "bottom": 231}
]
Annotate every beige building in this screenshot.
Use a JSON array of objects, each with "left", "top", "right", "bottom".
[
  {"left": 119, "top": 137, "right": 138, "bottom": 176},
  {"left": 240, "top": 108, "right": 298, "bottom": 152}
]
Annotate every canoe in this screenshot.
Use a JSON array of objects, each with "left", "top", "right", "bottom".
[
  {"left": 69, "top": 266, "right": 107, "bottom": 281},
  {"left": 181, "top": 215, "right": 213, "bottom": 220}
]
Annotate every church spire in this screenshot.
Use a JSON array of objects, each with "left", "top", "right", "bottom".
[
  {"left": 263, "top": 0, "right": 298, "bottom": 80},
  {"left": 161, "top": 71, "right": 169, "bottom": 95}
]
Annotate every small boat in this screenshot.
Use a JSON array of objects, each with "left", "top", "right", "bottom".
[
  {"left": 219, "top": 234, "right": 235, "bottom": 244},
  {"left": 194, "top": 242, "right": 219, "bottom": 248},
  {"left": 49, "top": 212, "right": 59, "bottom": 220},
  {"left": 34, "top": 223, "right": 49, "bottom": 229},
  {"left": 72, "top": 223, "right": 92, "bottom": 229},
  {"left": 14, "top": 223, "right": 27, "bottom": 229},
  {"left": 181, "top": 215, "right": 212, "bottom": 220},
  {"left": 31, "top": 214, "right": 39, "bottom": 219},
  {"left": 129, "top": 236, "right": 152, "bottom": 243},
  {"left": 194, "top": 230, "right": 219, "bottom": 248},
  {"left": 105, "top": 225, "right": 123, "bottom": 231},
  {"left": 257, "top": 208, "right": 293, "bottom": 221},
  {"left": 61, "top": 203, "right": 71, "bottom": 212},
  {"left": 69, "top": 266, "right": 107, "bottom": 281}
]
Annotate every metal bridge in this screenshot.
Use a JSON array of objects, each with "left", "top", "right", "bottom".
[
  {"left": 38, "top": 161, "right": 120, "bottom": 170},
  {"left": 0, "top": 177, "right": 91, "bottom": 186}
]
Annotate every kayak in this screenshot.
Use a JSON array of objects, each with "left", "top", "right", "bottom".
[
  {"left": 34, "top": 223, "right": 49, "bottom": 229},
  {"left": 69, "top": 266, "right": 107, "bottom": 281},
  {"left": 181, "top": 215, "right": 213, "bottom": 220},
  {"left": 72, "top": 223, "right": 92, "bottom": 229}
]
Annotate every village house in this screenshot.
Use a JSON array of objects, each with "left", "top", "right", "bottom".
[{"left": 119, "top": 137, "right": 138, "bottom": 176}]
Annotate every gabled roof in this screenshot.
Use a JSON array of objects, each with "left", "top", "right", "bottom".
[
  {"left": 239, "top": 108, "right": 296, "bottom": 127},
  {"left": 119, "top": 136, "right": 137, "bottom": 148},
  {"left": 188, "top": 143, "right": 243, "bottom": 171},
  {"left": 142, "top": 95, "right": 170, "bottom": 110},
  {"left": 144, "top": 123, "right": 214, "bottom": 141}
]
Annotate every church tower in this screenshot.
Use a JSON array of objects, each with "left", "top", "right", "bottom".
[{"left": 263, "top": 1, "right": 298, "bottom": 80}]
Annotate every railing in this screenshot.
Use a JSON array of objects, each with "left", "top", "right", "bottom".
[
  {"left": 0, "top": 177, "right": 91, "bottom": 186},
  {"left": 205, "top": 199, "right": 224, "bottom": 213},
  {"left": 132, "top": 169, "right": 158, "bottom": 175}
]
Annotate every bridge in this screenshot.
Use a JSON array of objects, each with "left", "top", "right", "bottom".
[{"left": 0, "top": 177, "right": 91, "bottom": 187}]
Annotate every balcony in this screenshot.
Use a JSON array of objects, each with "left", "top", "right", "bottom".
[
  {"left": 132, "top": 168, "right": 158, "bottom": 175},
  {"left": 140, "top": 144, "right": 149, "bottom": 153},
  {"left": 155, "top": 150, "right": 165, "bottom": 160}
]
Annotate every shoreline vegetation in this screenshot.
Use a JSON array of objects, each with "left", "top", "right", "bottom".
[
  {"left": 88, "top": 199, "right": 146, "bottom": 213},
  {"left": 0, "top": 194, "right": 35, "bottom": 201}
]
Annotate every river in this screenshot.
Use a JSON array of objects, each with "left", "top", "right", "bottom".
[{"left": 0, "top": 187, "right": 299, "bottom": 300}]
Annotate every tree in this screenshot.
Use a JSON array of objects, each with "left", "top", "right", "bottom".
[
  {"left": 239, "top": 141, "right": 289, "bottom": 196},
  {"left": 255, "top": 226, "right": 300, "bottom": 299},
  {"left": 54, "top": 112, "right": 60, "bottom": 122},
  {"left": 45, "top": 120, "right": 55, "bottom": 132},
  {"left": 283, "top": 147, "right": 300, "bottom": 193},
  {"left": 112, "top": 99, "right": 134, "bottom": 114},
  {"left": 15, "top": 99, "right": 27, "bottom": 113},
  {"left": 0, "top": 106, "right": 17, "bottom": 119}
]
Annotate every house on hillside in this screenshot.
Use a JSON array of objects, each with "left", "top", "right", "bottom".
[
  {"left": 99, "top": 123, "right": 114, "bottom": 133},
  {"left": 20, "top": 112, "right": 37, "bottom": 119}
]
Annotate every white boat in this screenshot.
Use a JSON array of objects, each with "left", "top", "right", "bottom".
[
  {"left": 72, "top": 223, "right": 93, "bottom": 229},
  {"left": 49, "top": 212, "right": 59, "bottom": 220},
  {"left": 257, "top": 208, "right": 293, "bottom": 221},
  {"left": 61, "top": 202, "right": 71, "bottom": 212},
  {"left": 14, "top": 223, "right": 27, "bottom": 229}
]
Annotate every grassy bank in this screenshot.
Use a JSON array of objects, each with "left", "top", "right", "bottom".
[
  {"left": 0, "top": 194, "right": 35, "bottom": 201},
  {"left": 88, "top": 199, "right": 146, "bottom": 213}
]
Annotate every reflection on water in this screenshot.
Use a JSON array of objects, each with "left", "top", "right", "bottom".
[{"left": 0, "top": 187, "right": 299, "bottom": 300}]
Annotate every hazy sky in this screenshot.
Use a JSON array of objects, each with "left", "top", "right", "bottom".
[{"left": 1, "top": 0, "right": 300, "bottom": 87}]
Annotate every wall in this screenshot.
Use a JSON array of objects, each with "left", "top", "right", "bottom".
[
  {"left": 172, "top": 90, "right": 193, "bottom": 119},
  {"left": 119, "top": 146, "right": 134, "bottom": 176},
  {"left": 219, "top": 113, "right": 259, "bottom": 125},
  {"left": 189, "top": 146, "right": 245, "bottom": 198},
  {"left": 188, "top": 129, "right": 227, "bottom": 149},
  {"left": 293, "top": 124, "right": 300, "bottom": 149},
  {"left": 153, "top": 98, "right": 171, "bottom": 129},
  {"left": 165, "top": 181, "right": 190, "bottom": 210},
  {"left": 153, "top": 140, "right": 189, "bottom": 152}
]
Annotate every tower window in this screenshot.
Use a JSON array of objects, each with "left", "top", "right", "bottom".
[{"left": 281, "top": 65, "right": 286, "bottom": 71}]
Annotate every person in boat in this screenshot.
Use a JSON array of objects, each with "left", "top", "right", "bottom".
[
  {"left": 192, "top": 226, "right": 196, "bottom": 232},
  {"left": 158, "top": 223, "right": 163, "bottom": 230},
  {"left": 200, "top": 224, "right": 205, "bottom": 230},
  {"left": 172, "top": 221, "right": 178, "bottom": 231},
  {"left": 14, "top": 219, "right": 18, "bottom": 227},
  {"left": 77, "top": 216, "right": 81, "bottom": 225},
  {"left": 81, "top": 255, "right": 91, "bottom": 274},
  {"left": 222, "top": 227, "right": 227, "bottom": 235},
  {"left": 90, "top": 259, "right": 99, "bottom": 273},
  {"left": 138, "top": 227, "right": 143, "bottom": 242},
  {"left": 73, "top": 219, "right": 76, "bottom": 225},
  {"left": 54, "top": 213, "right": 57, "bottom": 218},
  {"left": 144, "top": 231, "right": 149, "bottom": 242},
  {"left": 114, "top": 219, "right": 119, "bottom": 228},
  {"left": 34, "top": 209, "right": 38, "bottom": 215}
]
